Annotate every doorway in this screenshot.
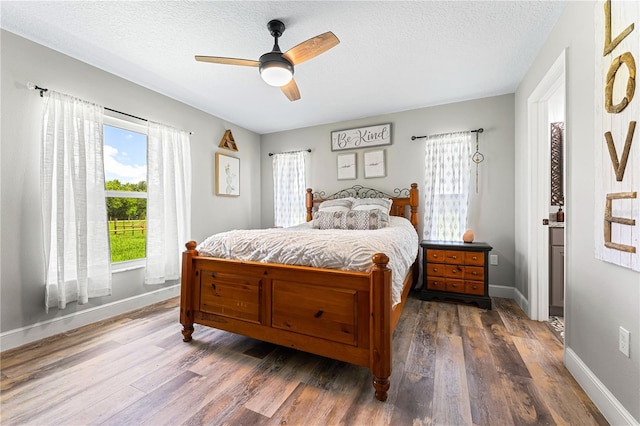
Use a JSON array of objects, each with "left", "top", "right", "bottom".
[{"left": 526, "top": 50, "right": 566, "bottom": 325}]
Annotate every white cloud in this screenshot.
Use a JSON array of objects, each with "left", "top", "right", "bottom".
[{"left": 104, "top": 145, "right": 146, "bottom": 183}]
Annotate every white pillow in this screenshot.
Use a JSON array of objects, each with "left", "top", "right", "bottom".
[
  {"left": 351, "top": 197, "right": 393, "bottom": 214},
  {"left": 317, "top": 198, "right": 352, "bottom": 213}
]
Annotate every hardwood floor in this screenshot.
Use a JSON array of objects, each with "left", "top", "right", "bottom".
[{"left": 1, "top": 293, "right": 608, "bottom": 425}]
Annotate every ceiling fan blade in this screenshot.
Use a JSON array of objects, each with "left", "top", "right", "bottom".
[
  {"left": 195, "top": 56, "right": 259, "bottom": 67},
  {"left": 281, "top": 78, "right": 301, "bottom": 101},
  {"left": 282, "top": 32, "right": 340, "bottom": 65}
]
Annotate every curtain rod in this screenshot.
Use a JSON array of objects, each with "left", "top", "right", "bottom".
[
  {"left": 27, "top": 82, "right": 193, "bottom": 134},
  {"left": 268, "top": 149, "right": 311, "bottom": 156},
  {"left": 411, "top": 127, "right": 483, "bottom": 140}
]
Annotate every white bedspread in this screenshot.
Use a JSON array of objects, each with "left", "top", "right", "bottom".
[{"left": 196, "top": 216, "right": 418, "bottom": 306}]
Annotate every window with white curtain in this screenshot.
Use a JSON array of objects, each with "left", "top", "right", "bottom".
[
  {"left": 41, "top": 91, "right": 191, "bottom": 311},
  {"left": 272, "top": 151, "right": 307, "bottom": 227},
  {"left": 423, "top": 132, "right": 473, "bottom": 241}
]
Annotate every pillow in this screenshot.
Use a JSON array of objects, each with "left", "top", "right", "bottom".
[
  {"left": 351, "top": 197, "right": 393, "bottom": 214},
  {"left": 317, "top": 198, "right": 353, "bottom": 213},
  {"left": 313, "top": 209, "right": 389, "bottom": 230}
]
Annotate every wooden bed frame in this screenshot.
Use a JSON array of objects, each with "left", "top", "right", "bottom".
[{"left": 180, "top": 183, "right": 419, "bottom": 401}]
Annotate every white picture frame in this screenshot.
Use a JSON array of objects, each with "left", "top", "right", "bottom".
[
  {"left": 364, "top": 149, "right": 386, "bottom": 178},
  {"left": 215, "top": 152, "right": 240, "bottom": 196},
  {"left": 337, "top": 152, "right": 357, "bottom": 180}
]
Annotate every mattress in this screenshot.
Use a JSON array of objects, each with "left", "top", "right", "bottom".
[{"left": 196, "top": 216, "right": 418, "bottom": 306}]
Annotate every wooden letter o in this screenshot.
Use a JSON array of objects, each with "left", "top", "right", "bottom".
[{"left": 605, "top": 52, "right": 636, "bottom": 114}]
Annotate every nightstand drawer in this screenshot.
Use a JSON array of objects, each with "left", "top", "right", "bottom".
[
  {"left": 465, "top": 252, "right": 484, "bottom": 266},
  {"left": 465, "top": 266, "right": 484, "bottom": 280},
  {"left": 425, "top": 263, "right": 445, "bottom": 277},
  {"left": 426, "top": 278, "right": 446, "bottom": 291},
  {"left": 444, "top": 265, "right": 464, "bottom": 278},
  {"left": 465, "top": 281, "right": 484, "bottom": 295},
  {"left": 426, "top": 249, "right": 445, "bottom": 263},
  {"left": 446, "top": 279, "right": 465, "bottom": 293},
  {"left": 444, "top": 250, "right": 465, "bottom": 265}
]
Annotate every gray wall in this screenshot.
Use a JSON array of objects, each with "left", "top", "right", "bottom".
[
  {"left": 260, "top": 94, "right": 516, "bottom": 291},
  {"left": 0, "top": 30, "right": 261, "bottom": 334},
  {"left": 515, "top": 2, "right": 639, "bottom": 421}
]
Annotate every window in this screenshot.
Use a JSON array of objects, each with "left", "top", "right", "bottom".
[{"left": 103, "top": 117, "right": 148, "bottom": 263}]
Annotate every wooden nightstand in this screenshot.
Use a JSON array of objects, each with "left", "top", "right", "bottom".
[{"left": 419, "top": 241, "right": 493, "bottom": 309}]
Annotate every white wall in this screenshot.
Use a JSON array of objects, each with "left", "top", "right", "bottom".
[
  {"left": 260, "top": 94, "right": 516, "bottom": 292},
  {"left": 0, "top": 31, "right": 261, "bottom": 346},
  {"left": 515, "top": 2, "right": 639, "bottom": 423}
]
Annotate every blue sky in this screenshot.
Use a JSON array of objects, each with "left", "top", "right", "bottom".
[{"left": 103, "top": 124, "right": 147, "bottom": 184}]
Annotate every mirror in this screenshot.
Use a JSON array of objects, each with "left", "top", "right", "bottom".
[{"left": 550, "top": 122, "right": 564, "bottom": 206}]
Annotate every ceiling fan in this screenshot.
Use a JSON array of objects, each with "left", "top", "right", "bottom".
[{"left": 195, "top": 19, "right": 339, "bottom": 101}]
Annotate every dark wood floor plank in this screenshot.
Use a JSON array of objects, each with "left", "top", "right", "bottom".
[
  {"left": 389, "top": 371, "right": 434, "bottom": 425},
  {"left": 480, "top": 308, "right": 532, "bottom": 378},
  {"left": 436, "top": 301, "right": 462, "bottom": 337},
  {"left": 0, "top": 294, "right": 608, "bottom": 426},
  {"left": 499, "top": 371, "right": 557, "bottom": 425},
  {"left": 457, "top": 303, "right": 485, "bottom": 328},
  {"left": 433, "top": 334, "right": 472, "bottom": 425},
  {"left": 493, "top": 297, "right": 538, "bottom": 339},
  {"left": 461, "top": 325, "right": 516, "bottom": 426}
]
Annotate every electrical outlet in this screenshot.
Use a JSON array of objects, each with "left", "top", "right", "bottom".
[
  {"left": 619, "top": 327, "right": 630, "bottom": 357},
  {"left": 490, "top": 254, "right": 498, "bottom": 265}
]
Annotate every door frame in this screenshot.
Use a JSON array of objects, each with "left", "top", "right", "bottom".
[{"left": 526, "top": 50, "right": 566, "bottom": 322}]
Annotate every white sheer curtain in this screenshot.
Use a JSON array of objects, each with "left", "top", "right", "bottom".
[
  {"left": 423, "top": 132, "right": 473, "bottom": 241},
  {"left": 145, "top": 122, "right": 191, "bottom": 284},
  {"left": 41, "top": 91, "right": 111, "bottom": 312},
  {"left": 272, "top": 151, "right": 307, "bottom": 227}
]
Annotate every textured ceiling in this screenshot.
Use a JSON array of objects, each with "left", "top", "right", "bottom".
[{"left": 1, "top": 1, "right": 566, "bottom": 134}]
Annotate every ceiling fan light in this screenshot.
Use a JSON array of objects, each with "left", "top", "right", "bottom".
[{"left": 260, "top": 63, "right": 293, "bottom": 87}]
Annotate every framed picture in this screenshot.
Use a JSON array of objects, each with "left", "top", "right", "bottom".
[
  {"left": 331, "top": 123, "right": 391, "bottom": 151},
  {"left": 215, "top": 152, "right": 240, "bottom": 196},
  {"left": 337, "top": 152, "right": 357, "bottom": 180},
  {"left": 364, "top": 149, "right": 386, "bottom": 178}
]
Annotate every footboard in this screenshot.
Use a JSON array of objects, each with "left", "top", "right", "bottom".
[{"left": 180, "top": 242, "right": 397, "bottom": 401}]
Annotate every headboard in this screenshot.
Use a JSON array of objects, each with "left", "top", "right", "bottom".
[{"left": 305, "top": 183, "right": 419, "bottom": 231}]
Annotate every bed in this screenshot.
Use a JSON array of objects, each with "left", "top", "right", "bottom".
[{"left": 180, "top": 183, "right": 419, "bottom": 401}]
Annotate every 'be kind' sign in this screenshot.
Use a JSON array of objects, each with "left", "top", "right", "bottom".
[{"left": 331, "top": 123, "right": 392, "bottom": 151}]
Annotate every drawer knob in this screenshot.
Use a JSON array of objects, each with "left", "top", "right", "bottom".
[
  {"left": 433, "top": 268, "right": 438, "bottom": 272},
  {"left": 452, "top": 255, "right": 457, "bottom": 259},
  {"left": 472, "top": 256, "right": 478, "bottom": 260},
  {"left": 452, "top": 269, "right": 457, "bottom": 273},
  {"left": 211, "top": 272, "right": 217, "bottom": 278},
  {"left": 451, "top": 283, "right": 458, "bottom": 287},
  {"left": 472, "top": 285, "right": 478, "bottom": 289},
  {"left": 314, "top": 310, "right": 324, "bottom": 318},
  {"left": 472, "top": 272, "right": 477, "bottom": 275},
  {"left": 432, "top": 254, "right": 438, "bottom": 258}
]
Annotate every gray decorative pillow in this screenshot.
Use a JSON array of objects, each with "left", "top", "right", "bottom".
[
  {"left": 313, "top": 209, "right": 389, "bottom": 230},
  {"left": 317, "top": 198, "right": 353, "bottom": 213},
  {"left": 351, "top": 197, "right": 393, "bottom": 214}
]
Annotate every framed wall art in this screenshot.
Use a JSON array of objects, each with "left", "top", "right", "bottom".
[
  {"left": 364, "top": 149, "right": 386, "bottom": 178},
  {"left": 215, "top": 152, "right": 240, "bottom": 196},
  {"left": 331, "top": 123, "right": 391, "bottom": 151},
  {"left": 337, "top": 152, "right": 357, "bottom": 180}
]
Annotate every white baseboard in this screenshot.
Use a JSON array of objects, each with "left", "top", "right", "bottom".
[
  {"left": 565, "top": 347, "right": 639, "bottom": 426},
  {"left": 513, "top": 287, "right": 529, "bottom": 317},
  {"left": 488, "top": 284, "right": 516, "bottom": 299},
  {"left": 0, "top": 284, "right": 180, "bottom": 352}
]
